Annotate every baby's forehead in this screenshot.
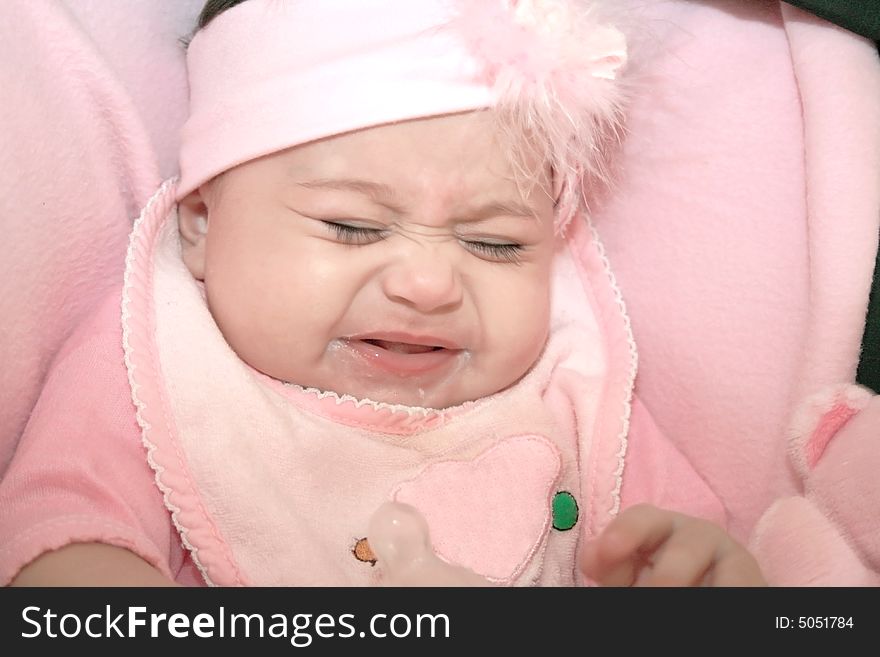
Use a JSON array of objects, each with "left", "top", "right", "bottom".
[{"left": 260, "top": 114, "right": 554, "bottom": 207}]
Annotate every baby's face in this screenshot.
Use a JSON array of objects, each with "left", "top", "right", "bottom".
[{"left": 180, "top": 111, "right": 556, "bottom": 408}]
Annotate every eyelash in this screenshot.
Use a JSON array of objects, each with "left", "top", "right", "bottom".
[
  {"left": 461, "top": 240, "right": 524, "bottom": 263},
  {"left": 324, "top": 222, "right": 385, "bottom": 245},
  {"left": 322, "top": 221, "right": 524, "bottom": 263}
]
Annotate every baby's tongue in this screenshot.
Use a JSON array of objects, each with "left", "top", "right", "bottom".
[{"left": 365, "top": 339, "right": 436, "bottom": 355}]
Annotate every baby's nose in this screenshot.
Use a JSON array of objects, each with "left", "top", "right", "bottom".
[{"left": 381, "top": 249, "right": 462, "bottom": 313}]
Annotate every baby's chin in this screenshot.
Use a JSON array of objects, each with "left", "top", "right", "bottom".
[{"left": 299, "top": 359, "right": 531, "bottom": 409}]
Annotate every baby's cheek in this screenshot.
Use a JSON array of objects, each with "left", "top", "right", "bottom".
[{"left": 487, "top": 274, "right": 551, "bottom": 374}]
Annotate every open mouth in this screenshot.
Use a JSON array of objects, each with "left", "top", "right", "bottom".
[
  {"left": 341, "top": 335, "right": 463, "bottom": 376},
  {"left": 361, "top": 339, "right": 445, "bottom": 355}
]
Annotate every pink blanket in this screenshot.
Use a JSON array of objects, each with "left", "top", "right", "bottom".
[
  {"left": 0, "top": 0, "right": 198, "bottom": 472},
  {"left": 593, "top": 0, "right": 880, "bottom": 538}
]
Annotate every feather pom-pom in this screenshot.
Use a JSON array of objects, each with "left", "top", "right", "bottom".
[{"left": 451, "top": 0, "right": 627, "bottom": 231}]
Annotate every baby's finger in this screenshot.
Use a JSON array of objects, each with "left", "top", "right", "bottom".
[
  {"left": 706, "top": 545, "right": 767, "bottom": 587},
  {"left": 580, "top": 504, "right": 676, "bottom": 586},
  {"left": 635, "top": 518, "right": 723, "bottom": 586},
  {"left": 580, "top": 539, "right": 639, "bottom": 586}
]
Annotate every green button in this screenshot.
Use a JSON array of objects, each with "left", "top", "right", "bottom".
[{"left": 552, "top": 491, "right": 578, "bottom": 531}]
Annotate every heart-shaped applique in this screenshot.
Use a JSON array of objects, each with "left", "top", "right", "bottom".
[{"left": 392, "top": 434, "right": 561, "bottom": 583}]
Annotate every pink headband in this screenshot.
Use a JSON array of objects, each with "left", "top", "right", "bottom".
[{"left": 178, "top": 0, "right": 627, "bottom": 228}]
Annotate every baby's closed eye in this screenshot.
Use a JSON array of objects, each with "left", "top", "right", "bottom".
[
  {"left": 320, "top": 220, "right": 526, "bottom": 264},
  {"left": 321, "top": 220, "right": 388, "bottom": 245}
]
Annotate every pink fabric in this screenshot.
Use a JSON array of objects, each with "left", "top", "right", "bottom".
[
  {"left": 787, "top": 380, "right": 875, "bottom": 479},
  {"left": 593, "top": 0, "right": 880, "bottom": 540},
  {"left": 61, "top": 0, "right": 197, "bottom": 179},
  {"left": 123, "top": 182, "right": 248, "bottom": 586},
  {"left": 178, "top": 0, "right": 626, "bottom": 228},
  {"left": 179, "top": 0, "right": 488, "bottom": 198},
  {"left": 746, "top": 385, "right": 880, "bottom": 585},
  {"left": 800, "top": 394, "right": 880, "bottom": 572},
  {"left": 781, "top": 5, "right": 880, "bottom": 401},
  {"left": 805, "top": 404, "right": 859, "bottom": 469},
  {"left": 0, "top": 288, "right": 202, "bottom": 586},
  {"left": 0, "top": 0, "right": 199, "bottom": 476},
  {"left": 393, "top": 435, "right": 561, "bottom": 583},
  {"left": 751, "top": 496, "right": 880, "bottom": 586},
  {"left": 618, "top": 397, "right": 727, "bottom": 528}
]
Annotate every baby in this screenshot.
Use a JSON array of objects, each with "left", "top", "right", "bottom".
[{"left": 4, "top": 0, "right": 763, "bottom": 586}]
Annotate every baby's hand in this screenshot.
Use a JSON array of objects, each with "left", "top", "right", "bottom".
[{"left": 580, "top": 504, "right": 766, "bottom": 587}]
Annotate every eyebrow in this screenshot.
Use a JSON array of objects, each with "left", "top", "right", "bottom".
[
  {"left": 295, "top": 178, "right": 405, "bottom": 213},
  {"left": 465, "top": 200, "right": 538, "bottom": 222},
  {"left": 294, "top": 177, "right": 538, "bottom": 222}
]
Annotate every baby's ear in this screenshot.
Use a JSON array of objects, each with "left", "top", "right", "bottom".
[{"left": 178, "top": 189, "right": 209, "bottom": 281}]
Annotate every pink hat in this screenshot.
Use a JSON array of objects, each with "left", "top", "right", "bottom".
[{"left": 178, "top": 0, "right": 627, "bottom": 229}]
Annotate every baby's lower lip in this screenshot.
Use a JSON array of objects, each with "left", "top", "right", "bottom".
[{"left": 342, "top": 339, "right": 463, "bottom": 376}]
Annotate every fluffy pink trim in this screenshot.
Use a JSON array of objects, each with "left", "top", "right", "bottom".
[{"left": 451, "top": 0, "right": 627, "bottom": 231}]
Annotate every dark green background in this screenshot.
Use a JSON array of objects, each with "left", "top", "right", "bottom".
[{"left": 786, "top": 0, "right": 880, "bottom": 42}]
